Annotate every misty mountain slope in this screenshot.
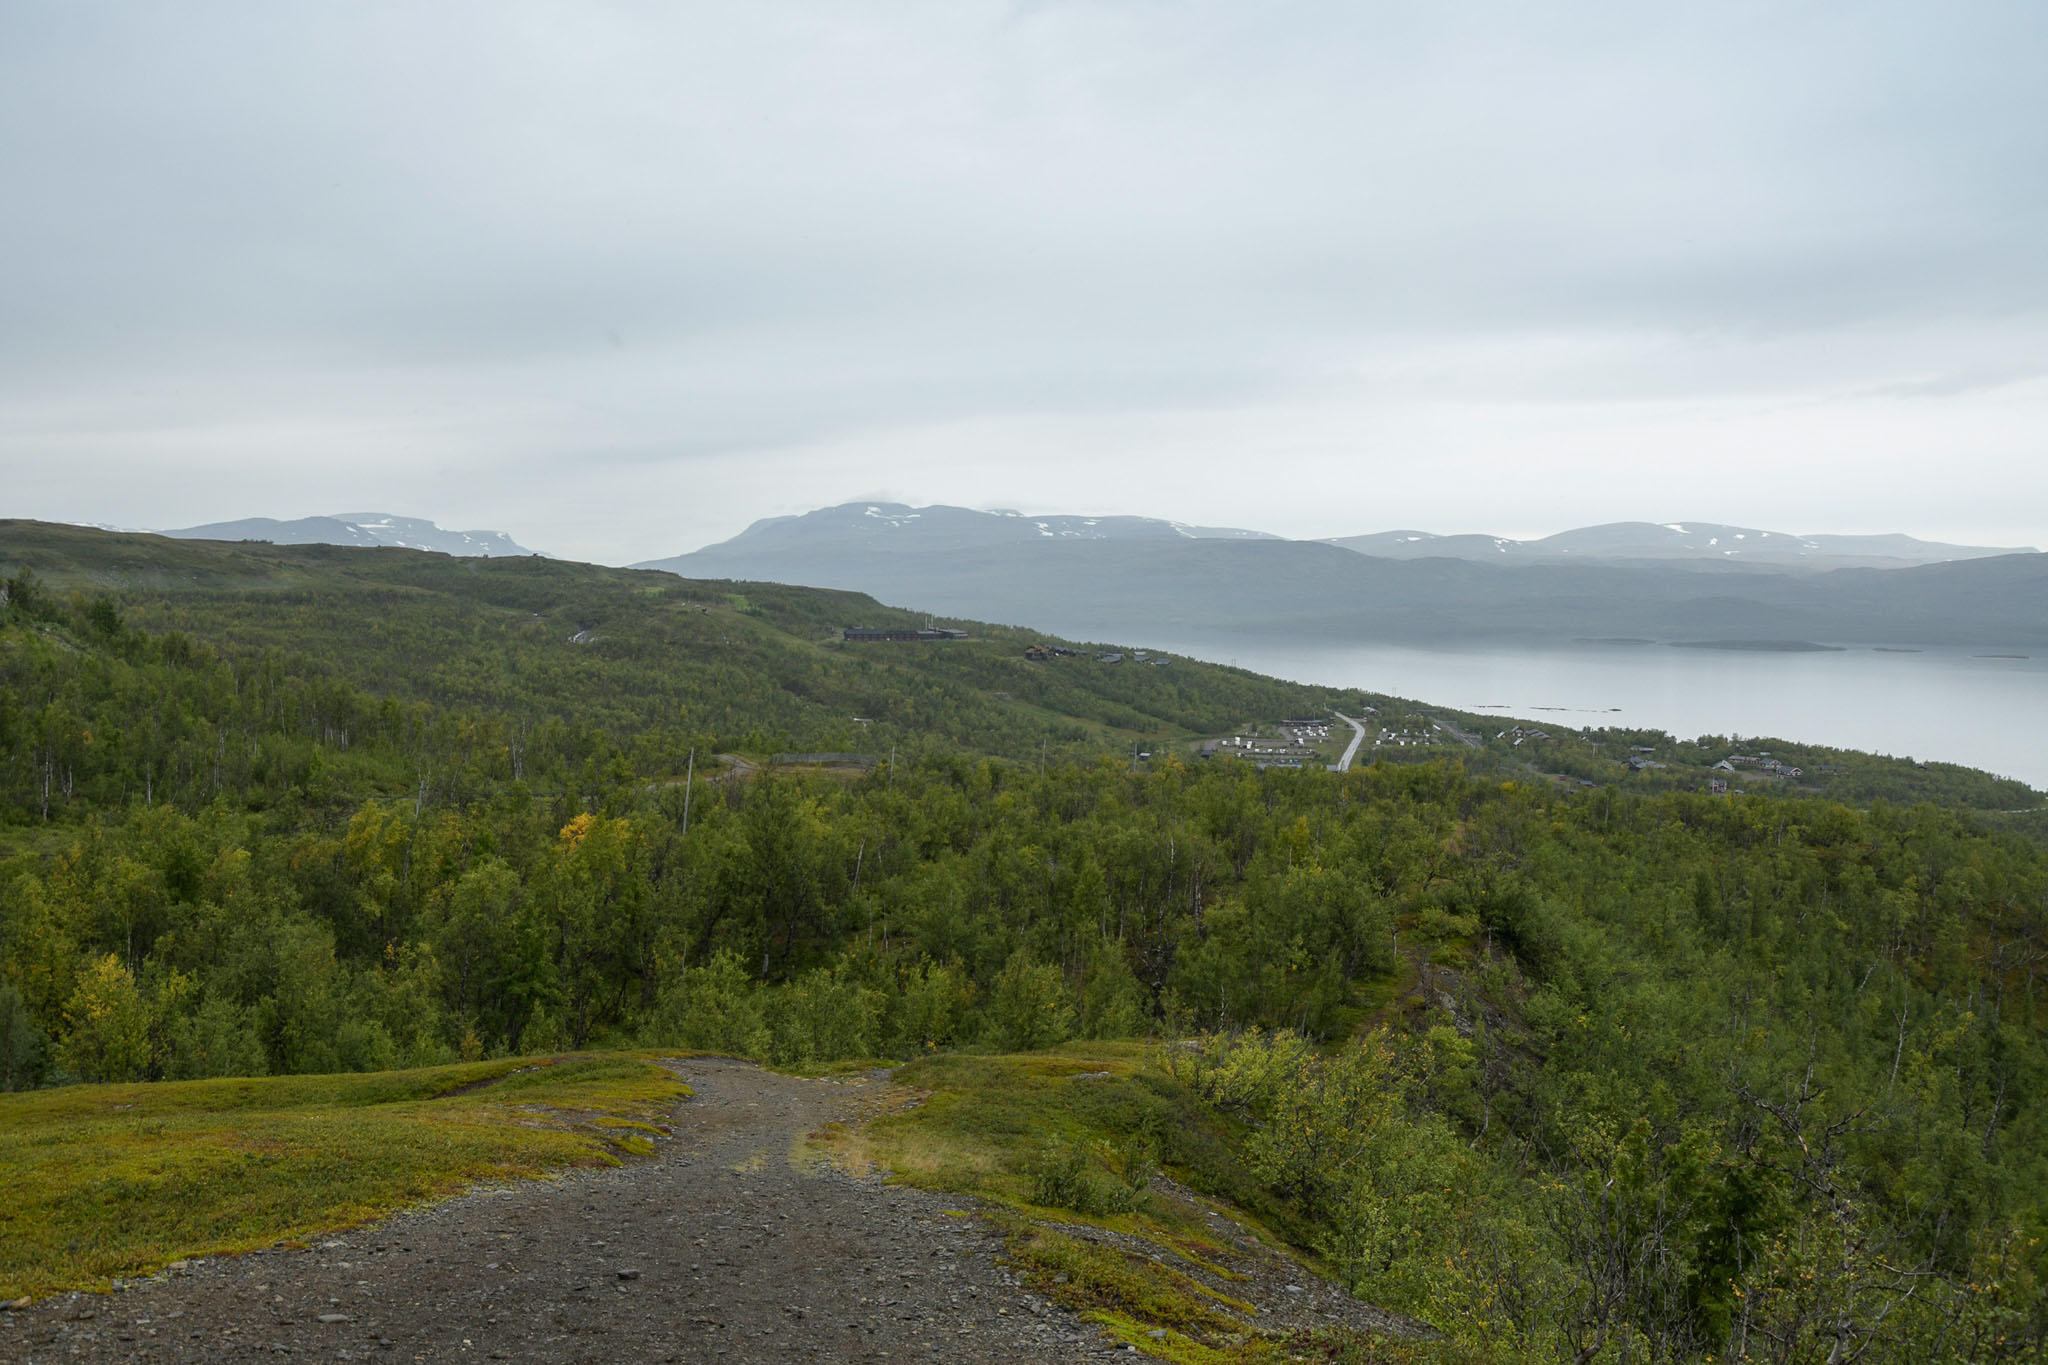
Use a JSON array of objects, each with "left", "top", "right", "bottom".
[
  {"left": 1323, "top": 520, "right": 2035, "bottom": 568},
  {"left": 642, "top": 509, "right": 2048, "bottom": 647},
  {"left": 703, "top": 502, "right": 1275, "bottom": 556},
  {"left": 1327, "top": 529, "right": 1525, "bottom": 560},
  {"left": 160, "top": 513, "right": 544, "bottom": 557}
]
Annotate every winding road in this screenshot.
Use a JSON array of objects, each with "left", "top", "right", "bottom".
[{"left": 1331, "top": 711, "right": 1368, "bottom": 771}]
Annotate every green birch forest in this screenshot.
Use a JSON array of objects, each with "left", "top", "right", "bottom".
[{"left": 3, "top": 521, "right": 2045, "bottom": 1361}]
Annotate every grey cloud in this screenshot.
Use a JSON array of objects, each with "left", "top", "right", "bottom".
[
  {"left": 1869, "top": 366, "right": 2048, "bottom": 400},
  {"left": 2, "top": 1, "right": 2045, "bottom": 557}
]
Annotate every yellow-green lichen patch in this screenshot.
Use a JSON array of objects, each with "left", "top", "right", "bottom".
[{"left": 0, "top": 1051, "right": 689, "bottom": 1301}]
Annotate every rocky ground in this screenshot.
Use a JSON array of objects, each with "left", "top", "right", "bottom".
[{"left": 1, "top": 1058, "right": 1136, "bottom": 1363}]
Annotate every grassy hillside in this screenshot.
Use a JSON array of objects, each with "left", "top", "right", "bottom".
[
  {"left": 0, "top": 519, "right": 1365, "bottom": 797},
  {"left": 3, "top": 520, "right": 2025, "bottom": 834}
]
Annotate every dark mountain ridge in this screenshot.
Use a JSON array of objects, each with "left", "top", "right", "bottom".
[{"left": 640, "top": 505, "right": 2048, "bottom": 648}]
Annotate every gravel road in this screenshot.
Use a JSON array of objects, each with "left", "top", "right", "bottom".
[{"left": 2, "top": 1058, "right": 1132, "bottom": 1363}]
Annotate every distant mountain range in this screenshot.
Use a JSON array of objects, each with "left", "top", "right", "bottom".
[
  {"left": 669, "top": 504, "right": 2033, "bottom": 570},
  {"left": 637, "top": 503, "right": 2048, "bottom": 648},
  {"left": 1324, "top": 522, "right": 2032, "bottom": 568},
  {"left": 158, "top": 514, "right": 544, "bottom": 558}
]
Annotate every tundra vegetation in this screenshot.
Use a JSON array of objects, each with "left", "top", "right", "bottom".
[
  {"left": 0, "top": 1053, "right": 688, "bottom": 1301},
  {"left": 0, "top": 523, "right": 2044, "bottom": 1362}
]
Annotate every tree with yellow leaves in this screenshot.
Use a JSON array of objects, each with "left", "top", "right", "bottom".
[{"left": 58, "top": 953, "right": 151, "bottom": 1082}]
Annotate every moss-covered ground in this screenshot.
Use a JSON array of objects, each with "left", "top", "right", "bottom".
[
  {"left": 810, "top": 1044, "right": 1490, "bottom": 1364},
  {"left": 0, "top": 1052, "right": 688, "bottom": 1300}
]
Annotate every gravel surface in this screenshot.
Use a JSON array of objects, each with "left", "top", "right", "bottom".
[{"left": 1, "top": 1058, "right": 1134, "bottom": 1363}]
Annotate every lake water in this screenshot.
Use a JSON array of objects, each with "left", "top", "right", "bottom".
[{"left": 1152, "top": 637, "right": 2048, "bottom": 791}]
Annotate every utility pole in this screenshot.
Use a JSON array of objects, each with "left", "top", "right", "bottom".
[
  {"left": 680, "top": 749, "right": 695, "bottom": 836},
  {"left": 854, "top": 837, "right": 868, "bottom": 945}
]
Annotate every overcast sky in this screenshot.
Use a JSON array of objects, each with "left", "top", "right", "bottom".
[{"left": 4, "top": 1, "right": 2045, "bottom": 563}]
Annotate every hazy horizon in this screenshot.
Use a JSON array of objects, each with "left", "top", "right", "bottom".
[{"left": 77, "top": 503, "right": 2046, "bottom": 567}]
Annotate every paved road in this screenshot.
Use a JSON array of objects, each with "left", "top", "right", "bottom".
[{"left": 1331, "top": 711, "right": 1369, "bottom": 771}]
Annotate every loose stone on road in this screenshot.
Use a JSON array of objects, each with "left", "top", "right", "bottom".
[{"left": 2, "top": 1057, "right": 1130, "bottom": 1363}]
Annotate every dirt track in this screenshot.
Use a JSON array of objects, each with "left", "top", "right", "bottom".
[{"left": 1, "top": 1058, "right": 1130, "bottom": 1363}]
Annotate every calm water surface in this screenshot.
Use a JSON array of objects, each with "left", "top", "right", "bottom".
[{"left": 1154, "top": 638, "right": 2048, "bottom": 790}]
